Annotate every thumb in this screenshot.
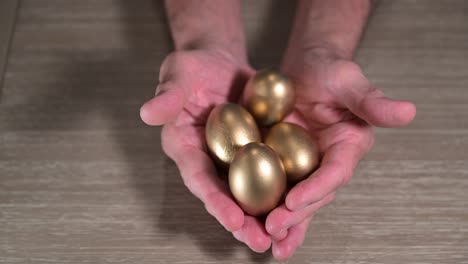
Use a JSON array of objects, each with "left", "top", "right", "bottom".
[
  {"left": 353, "top": 95, "right": 416, "bottom": 127},
  {"left": 140, "top": 82, "right": 187, "bottom": 126},
  {"left": 334, "top": 64, "right": 416, "bottom": 127}
]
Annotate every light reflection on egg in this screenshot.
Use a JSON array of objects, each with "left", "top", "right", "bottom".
[
  {"left": 229, "top": 143, "right": 286, "bottom": 216},
  {"left": 205, "top": 103, "right": 261, "bottom": 167},
  {"left": 265, "top": 122, "right": 320, "bottom": 182},
  {"left": 243, "top": 69, "right": 295, "bottom": 126}
]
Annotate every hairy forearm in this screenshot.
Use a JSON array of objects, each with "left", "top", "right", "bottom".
[
  {"left": 165, "top": 0, "right": 246, "bottom": 58},
  {"left": 285, "top": 0, "right": 375, "bottom": 60}
]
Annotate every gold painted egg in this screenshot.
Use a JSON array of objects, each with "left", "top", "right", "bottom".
[
  {"left": 265, "top": 122, "right": 320, "bottom": 183},
  {"left": 205, "top": 103, "right": 261, "bottom": 167},
  {"left": 229, "top": 142, "right": 286, "bottom": 216},
  {"left": 243, "top": 69, "right": 295, "bottom": 126}
]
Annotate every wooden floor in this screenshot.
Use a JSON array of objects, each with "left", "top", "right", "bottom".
[{"left": 1, "top": 1, "right": 467, "bottom": 263}]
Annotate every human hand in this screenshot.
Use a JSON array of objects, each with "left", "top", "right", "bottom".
[
  {"left": 265, "top": 47, "right": 416, "bottom": 260},
  {"left": 140, "top": 48, "right": 272, "bottom": 252}
]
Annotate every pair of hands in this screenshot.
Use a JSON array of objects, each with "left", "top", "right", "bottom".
[{"left": 140, "top": 46, "right": 416, "bottom": 260}]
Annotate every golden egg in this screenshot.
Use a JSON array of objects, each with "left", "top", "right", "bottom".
[
  {"left": 205, "top": 103, "right": 261, "bottom": 167},
  {"left": 229, "top": 142, "right": 286, "bottom": 216},
  {"left": 265, "top": 122, "right": 320, "bottom": 183},
  {"left": 243, "top": 69, "right": 295, "bottom": 126}
]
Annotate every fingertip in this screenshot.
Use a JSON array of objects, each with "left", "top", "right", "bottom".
[
  {"left": 272, "top": 217, "right": 311, "bottom": 261},
  {"left": 139, "top": 88, "right": 186, "bottom": 126},
  {"left": 363, "top": 97, "right": 416, "bottom": 127},
  {"left": 265, "top": 216, "right": 280, "bottom": 235},
  {"left": 140, "top": 101, "right": 158, "bottom": 125},
  {"left": 234, "top": 229, "right": 270, "bottom": 253},
  {"left": 266, "top": 221, "right": 275, "bottom": 235},
  {"left": 205, "top": 193, "right": 245, "bottom": 232},
  {"left": 251, "top": 235, "right": 271, "bottom": 253},
  {"left": 272, "top": 242, "right": 293, "bottom": 261},
  {"left": 251, "top": 225, "right": 272, "bottom": 253},
  {"left": 385, "top": 100, "right": 416, "bottom": 127},
  {"left": 395, "top": 101, "right": 417, "bottom": 125},
  {"left": 265, "top": 206, "right": 287, "bottom": 235},
  {"left": 139, "top": 97, "right": 169, "bottom": 126},
  {"left": 271, "top": 228, "right": 288, "bottom": 241},
  {"left": 243, "top": 217, "right": 272, "bottom": 253}
]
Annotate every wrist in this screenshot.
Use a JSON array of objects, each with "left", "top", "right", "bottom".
[
  {"left": 284, "top": 0, "right": 373, "bottom": 63},
  {"left": 165, "top": 0, "right": 247, "bottom": 63},
  {"left": 175, "top": 37, "right": 247, "bottom": 64}
]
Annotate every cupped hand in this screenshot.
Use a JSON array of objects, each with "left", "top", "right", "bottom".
[
  {"left": 266, "top": 48, "right": 416, "bottom": 260},
  {"left": 140, "top": 49, "right": 271, "bottom": 252}
]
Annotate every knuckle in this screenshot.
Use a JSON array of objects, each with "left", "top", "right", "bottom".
[
  {"left": 331, "top": 160, "right": 352, "bottom": 187},
  {"left": 331, "top": 60, "right": 363, "bottom": 87},
  {"left": 365, "top": 86, "right": 384, "bottom": 98}
]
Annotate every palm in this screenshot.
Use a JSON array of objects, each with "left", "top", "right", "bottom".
[
  {"left": 162, "top": 50, "right": 253, "bottom": 125},
  {"left": 141, "top": 49, "right": 271, "bottom": 252},
  {"left": 141, "top": 49, "right": 416, "bottom": 259},
  {"left": 264, "top": 51, "right": 416, "bottom": 260},
  {"left": 288, "top": 58, "right": 375, "bottom": 187}
]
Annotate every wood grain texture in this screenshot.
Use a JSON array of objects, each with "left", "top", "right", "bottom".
[
  {"left": 1, "top": 0, "right": 467, "bottom": 263},
  {"left": 0, "top": 0, "right": 19, "bottom": 94}
]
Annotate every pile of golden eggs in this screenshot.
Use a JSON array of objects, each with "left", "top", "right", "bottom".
[{"left": 205, "top": 70, "right": 320, "bottom": 216}]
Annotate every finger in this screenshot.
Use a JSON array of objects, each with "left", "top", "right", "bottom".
[
  {"left": 271, "top": 228, "right": 288, "bottom": 241},
  {"left": 233, "top": 216, "right": 271, "bottom": 253},
  {"left": 267, "top": 192, "right": 335, "bottom": 237},
  {"left": 333, "top": 62, "right": 416, "bottom": 127},
  {"left": 163, "top": 126, "right": 244, "bottom": 232},
  {"left": 351, "top": 95, "right": 416, "bottom": 128},
  {"left": 140, "top": 82, "right": 187, "bottom": 126},
  {"left": 272, "top": 216, "right": 312, "bottom": 261},
  {"left": 286, "top": 139, "right": 365, "bottom": 211},
  {"left": 177, "top": 146, "right": 244, "bottom": 232}
]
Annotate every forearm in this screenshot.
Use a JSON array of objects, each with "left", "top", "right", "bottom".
[
  {"left": 165, "top": 0, "right": 246, "bottom": 58},
  {"left": 285, "top": 0, "right": 375, "bottom": 61}
]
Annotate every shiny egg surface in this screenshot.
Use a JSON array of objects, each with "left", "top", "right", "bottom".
[
  {"left": 229, "top": 142, "right": 286, "bottom": 216},
  {"left": 265, "top": 122, "right": 320, "bottom": 182},
  {"left": 243, "top": 69, "right": 295, "bottom": 126},
  {"left": 205, "top": 103, "right": 261, "bottom": 167}
]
